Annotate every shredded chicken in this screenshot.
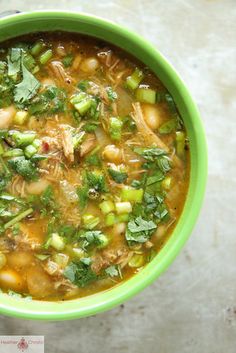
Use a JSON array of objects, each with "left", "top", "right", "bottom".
[
  {"left": 80, "top": 133, "right": 96, "bottom": 157},
  {"left": 131, "top": 102, "right": 169, "bottom": 152},
  {"left": 59, "top": 124, "right": 74, "bottom": 162},
  {"left": 91, "top": 246, "right": 131, "bottom": 274},
  {"left": 7, "top": 175, "right": 26, "bottom": 198},
  {"left": 49, "top": 61, "right": 73, "bottom": 86}
]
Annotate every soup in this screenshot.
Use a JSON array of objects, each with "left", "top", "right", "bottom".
[{"left": 0, "top": 33, "right": 189, "bottom": 300}]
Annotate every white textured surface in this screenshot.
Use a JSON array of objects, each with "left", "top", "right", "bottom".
[{"left": 0, "top": 1, "right": 235, "bottom": 352}]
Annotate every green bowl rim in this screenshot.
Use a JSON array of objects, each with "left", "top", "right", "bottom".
[{"left": 0, "top": 11, "right": 207, "bottom": 320}]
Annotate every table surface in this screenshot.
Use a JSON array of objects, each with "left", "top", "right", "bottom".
[{"left": 0, "top": 1, "right": 235, "bottom": 352}]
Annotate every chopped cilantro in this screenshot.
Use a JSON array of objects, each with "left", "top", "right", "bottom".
[
  {"left": 8, "top": 156, "right": 38, "bottom": 181},
  {"left": 106, "top": 86, "right": 117, "bottom": 102},
  {"left": 64, "top": 258, "right": 98, "bottom": 287},
  {"left": 125, "top": 216, "right": 157, "bottom": 244},
  {"left": 14, "top": 58, "right": 40, "bottom": 103},
  {"left": 108, "top": 168, "right": 128, "bottom": 184},
  {"left": 62, "top": 54, "right": 74, "bottom": 68},
  {"left": 105, "top": 265, "right": 119, "bottom": 277}
]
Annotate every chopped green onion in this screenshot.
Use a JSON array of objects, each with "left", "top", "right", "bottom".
[
  {"left": 176, "top": 131, "right": 185, "bottom": 157},
  {"left": 11, "top": 131, "right": 36, "bottom": 147},
  {"left": 126, "top": 68, "right": 144, "bottom": 90},
  {"left": 115, "top": 201, "right": 132, "bottom": 214},
  {"left": 24, "top": 144, "right": 37, "bottom": 158},
  {"left": 3, "top": 148, "right": 24, "bottom": 158},
  {"left": 121, "top": 187, "right": 144, "bottom": 203},
  {"left": 4, "top": 208, "right": 33, "bottom": 230},
  {"left": 39, "top": 49, "right": 53, "bottom": 65},
  {"left": 158, "top": 119, "right": 176, "bottom": 134},
  {"left": 13, "top": 111, "right": 29, "bottom": 125},
  {"left": 31, "top": 41, "right": 44, "bottom": 56},
  {"left": 105, "top": 213, "right": 116, "bottom": 226},
  {"left": 99, "top": 200, "right": 115, "bottom": 215},
  {"left": 109, "top": 117, "right": 123, "bottom": 141},
  {"left": 82, "top": 214, "right": 100, "bottom": 230},
  {"left": 135, "top": 87, "right": 156, "bottom": 104},
  {"left": 50, "top": 233, "right": 65, "bottom": 251}
]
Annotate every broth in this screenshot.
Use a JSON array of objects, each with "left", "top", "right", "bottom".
[{"left": 0, "top": 33, "right": 189, "bottom": 300}]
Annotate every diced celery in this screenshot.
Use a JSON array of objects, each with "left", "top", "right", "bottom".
[
  {"left": 115, "top": 202, "right": 132, "bottom": 214},
  {"left": 70, "top": 92, "right": 87, "bottom": 105},
  {"left": 158, "top": 119, "right": 176, "bottom": 134},
  {"left": 24, "top": 144, "right": 38, "bottom": 158},
  {"left": 32, "top": 139, "right": 41, "bottom": 149},
  {"left": 121, "top": 187, "right": 143, "bottom": 203},
  {"left": 53, "top": 253, "right": 69, "bottom": 268},
  {"left": 74, "top": 99, "right": 93, "bottom": 115},
  {"left": 117, "top": 213, "right": 129, "bottom": 222},
  {"left": 135, "top": 87, "right": 156, "bottom": 104},
  {"left": 128, "top": 254, "right": 145, "bottom": 268},
  {"left": 109, "top": 117, "right": 123, "bottom": 141},
  {"left": 11, "top": 131, "right": 36, "bottom": 147},
  {"left": 105, "top": 213, "right": 116, "bottom": 226},
  {"left": 82, "top": 214, "right": 100, "bottom": 229},
  {"left": 39, "top": 49, "right": 53, "bottom": 65},
  {"left": 99, "top": 200, "right": 115, "bottom": 214},
  {"left": 72, "top": 248, "right": 86, "bottom": 259},
  {"left": 50, "top": 233, "right": 65, "bottom": 251},
  {"left": 126, "top": 68, "right": 144, "bottom": 90},
  {"left": 3, "top": 148, "right": 24, "bottom": 157},
  {"left": 176, "top": 131, "right": 185, "bottom": 157},
  {"left": 13, "top": 111, "right": 29, "bottom": 125}
]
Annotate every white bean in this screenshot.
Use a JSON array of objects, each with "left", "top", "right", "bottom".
[
  {"left": 80, "top": 57, "right": 100, "bottom": 73},
  {"left": 26, "top": 179, "right": 51, "bottom": 195},
  {"left": 103, "top": 145, "right": 122, "bottom": 163},
  {"left": 0, "top": 106, "right": 16, "bottom": 129},
  {"left": 142, "top": 104, "right": 161, "bottom": 131},
  {"left": 0, "top": 269, "right": 24, "bottom": 291}
]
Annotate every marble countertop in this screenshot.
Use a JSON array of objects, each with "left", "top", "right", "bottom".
[{"left": 0, "top": 1, "right": 235, "bottom": 352}]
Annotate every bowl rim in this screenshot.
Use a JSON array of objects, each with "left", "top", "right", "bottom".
[{"left": 0, "top": 10, "right": 207, "bottom": 320}]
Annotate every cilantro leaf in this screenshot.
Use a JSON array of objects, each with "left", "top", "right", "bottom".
[
  {"left": 105, "top": 265, "right": 119, "bottom": 277},
  {"left": 8, "top": 156, "right": 38, "bottom": 181},
  {"left": 62, "top": 54, "right": 74, "bottom": 68},
  {"left": 106, "top": 86, "right": 117, "bottom": 102},
  {"left": 64, "top": 258, "right": 98, "bottom": 287},
  {"left": 86, "top": 171, "right": 107, "bottom": 193},
  {"left": 108, "top": 168, "right": 128, "bottom": 184},
  {"left": 125, "top": 216, "right": 157, "bottom": 244},
  {"left": 14, "top": 59, "right": 40, "bottom": 103}
]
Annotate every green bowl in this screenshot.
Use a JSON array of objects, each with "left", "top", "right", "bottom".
[{"left": 0, "top": 11, "right": 207, "bottom": 320}]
